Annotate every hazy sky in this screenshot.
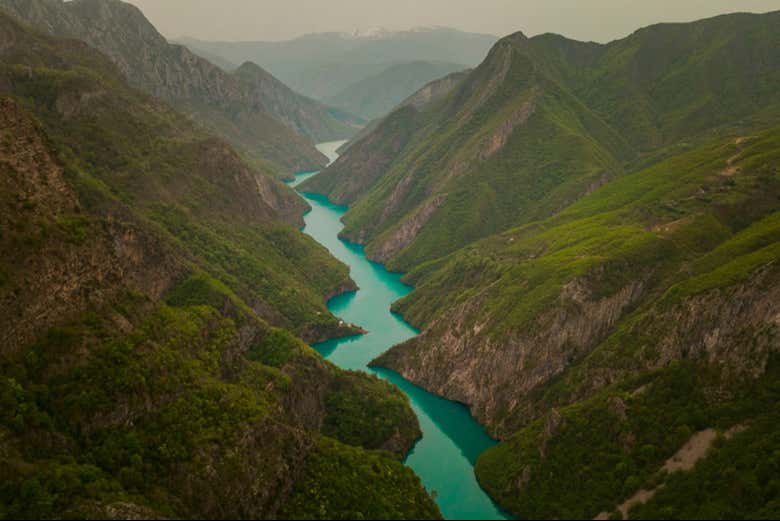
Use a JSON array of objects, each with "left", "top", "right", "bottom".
[{"left": 126, "top": 0, "right": 780, "bottom": 42}]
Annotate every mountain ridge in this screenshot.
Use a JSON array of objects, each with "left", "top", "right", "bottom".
[
  {"left": 324, "top": 60, "right": 468, "bottom": 120},
  {"left": 300, "top": 10, "right": 780, "bottom": 519},
  {"left": 0, "top": 0, "right": 360, "bottom": 175},
  {"left": 178, "top": 27, "right": 498, "bottom": 101},
  {"left": 0, "top": 10, "right": 440, "bottom": 519}
]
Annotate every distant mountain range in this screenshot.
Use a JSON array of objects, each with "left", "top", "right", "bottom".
[
  {"left": 323, "top": 61, "right": 468, "bottom": 120},
  {"left": 178, "top": 27, "right": 498, "bottom": 110}
]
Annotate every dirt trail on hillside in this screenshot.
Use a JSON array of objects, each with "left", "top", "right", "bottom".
[{"left": 595, "top": 426, "right": 744, "bottom": 520}]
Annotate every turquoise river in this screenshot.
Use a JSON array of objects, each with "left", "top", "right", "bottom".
[{"left": 288, "top": 141, "right": 510, "bottom": 520}]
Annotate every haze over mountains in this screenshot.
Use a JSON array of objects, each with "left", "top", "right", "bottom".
[
  {"left": 179, "top": 27, "right": 497, "bottom": 119},
  {"left": 0, "top": 0, "right": 361, "bottom": 176},
  {"left": 1, "top": 0, "right": 779, "bottom": 519}
]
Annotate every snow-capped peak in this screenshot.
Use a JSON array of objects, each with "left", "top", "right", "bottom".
[{"left": 340, "top": 27, "right": 391, "bottom": 40}]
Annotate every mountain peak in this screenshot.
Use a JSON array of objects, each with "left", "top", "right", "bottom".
[{"left": 339, "top": 27, "right": 392, "bottom": 40}]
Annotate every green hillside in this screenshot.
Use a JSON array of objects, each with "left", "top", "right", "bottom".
[
  {"left": 298, "top": 10, "right": 780, "bottom": 520},
  {"left": 0, "top": 0, "right": 349, "bottom": 176},
  {"left": 376, "top": 121, "right": 780, "bottom": 519},
  {"left": 0, "top": 11, "right": 439, "bottom": 519},
  {"left": 312, "top": 12, "right": 780, "bottom": 272}
]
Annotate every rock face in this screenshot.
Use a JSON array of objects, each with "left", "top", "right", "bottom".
[
  {"left": 375, "top": 274, "right": 650, "bottom": 436},
  {"left": 0, "top": 0, "right": 340, "bottom": 174},
  {"left": 0, "top": 12, "right": 439, "bottom": 520},
  {"left": 0, "top": 98, "right": 171, "bottom": 354}
]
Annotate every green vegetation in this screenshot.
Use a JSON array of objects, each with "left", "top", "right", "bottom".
[
  {"left": 0, "top": 11, "right": 437, "bottom": 519},
  {"left": 152, "top": 208, "right": 352, "bottom": 340},
  {"left": 323, "top": 372, "right": 420, "bottom": 453},
  {"left": 313, "top": 11, "right": 779, "bottom": 273},
  {"left": 0, "top": 294, "right": 435, "bottom": 519},
  {"left": 477, "top": 361, "right": 780, "bottom": 519},
  {"left": 1, "top": 300, "right": 269, "bottom": 518},
  {"left": 630, "top": 407, "right": 780, "bottom": 520},
  {"left": 282, "top": 437, "right": 441, "bottom": 520},
  {"left": 56, "top": 215, "right": 89, "bottom": 244}
]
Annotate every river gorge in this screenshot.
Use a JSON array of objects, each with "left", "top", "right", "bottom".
[{"left": 288, "top": 141, "right": 509, "bottom": 520}]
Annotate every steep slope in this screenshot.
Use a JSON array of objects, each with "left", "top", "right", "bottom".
[
  {"left": 336, "top": 32, "right": 633, "bottom": 269},
  {"left": 316, "top": 11, "right": 780, "bottom": 272},
  {"left": 300, "top": 70, "right": 470, "bottom": 203},
  {"left": 298, "top": 11, "right": 780, "bottom": 519},
  {"left": 0, "top": 12, "right": 439, "bottom": 520},
  {"left": 185, "top": 45, "right": 239, "bottom": 72},
  {"left": 234, "top": 62, "right": 363, "bottom": 144},
  {"left": 324, "top": 61, "right": 467, "bottom": 120},
  {"left": 0, "top": 0, "right": 337, "bottom": 175},
  {"left": 178, "top": 27, "right": 498, "bottom": 100},
  {"left": 377, "top": 124, "right": 780, "bottom": 519}
]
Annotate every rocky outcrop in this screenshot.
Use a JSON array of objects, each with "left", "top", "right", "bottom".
[
  {"left": 369, "top": 195, "right": 447, "bottom": 263},
  {"left": 0, "top": 97, "right": 183, "bottom": 356},
  {"left": 374, "top": 274, "right": 648, "bottom": 437},
  {"left": 480, "top": 91, "right": 537, "bottom": 160}
]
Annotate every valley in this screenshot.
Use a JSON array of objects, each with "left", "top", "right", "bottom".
[
  {"left": 1, "top": 0, "right": 779, "bottom": 519},
  {"left": 289, "top": 142, "right": 508, "bottom": 520}
]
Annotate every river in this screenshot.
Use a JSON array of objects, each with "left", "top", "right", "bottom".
[{"left": 288, "top": 140, "right": 509, "bottom": 520}]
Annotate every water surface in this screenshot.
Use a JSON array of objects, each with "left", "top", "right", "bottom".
[{"left": 289, "top": 140, "right": 509, "bottom": 520}]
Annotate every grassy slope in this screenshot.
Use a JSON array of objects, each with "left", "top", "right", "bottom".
[
  {"left": 397, "top": 126, "right": 780, "bottom": 337},
  {"left": 0, "top": 14, "right": 439, "bottom": 519}
]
